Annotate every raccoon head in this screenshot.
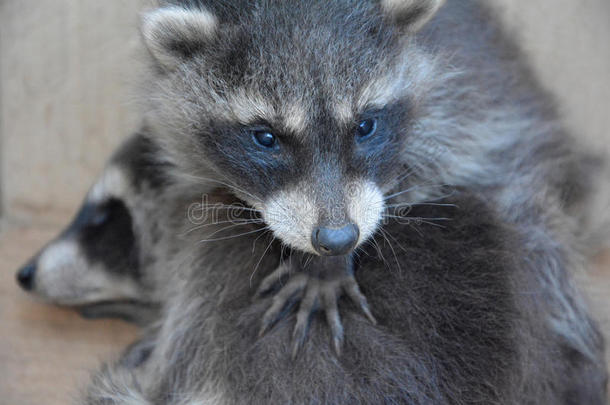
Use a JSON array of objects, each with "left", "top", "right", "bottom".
[
  {"left": 142, "top": 0, "right": 444, "bottom": 255},
  {"left": 16, "top": 135, "right": 169, "bottom": 321}
]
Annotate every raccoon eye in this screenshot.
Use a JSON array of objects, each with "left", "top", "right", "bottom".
[
  {"left": 91, "top": 210, "right": 110, "bottom": 226},
  {"left": 356, "top": 118, "right": 378, "bottom": 140},
  {"left": 252, "top": 130, "right": 277, "bottom": 149}
]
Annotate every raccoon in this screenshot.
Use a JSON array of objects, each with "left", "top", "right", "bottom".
[
  {"left": 77, "top": 0, "right": 609, "bottom": 402},
  {"left": 15, "top": 133, "right": 175, "bottom": 324},
  {"left": 135, "top": 0, "right": 607, "bottom": 367}
]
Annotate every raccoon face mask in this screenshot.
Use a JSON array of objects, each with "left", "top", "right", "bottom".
[{"left": 141, "top": 0, "right": 445, "bottom": 254}]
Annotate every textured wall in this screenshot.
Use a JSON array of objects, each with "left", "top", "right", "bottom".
[
  {"left": 493, "top": 0, "right": 610, "bottom": 152},
  {"left": 0, "top": 0, "right": 609, "bottom": 224},
  {"left": 0, "top": 0, "right": 149, "bottom": 224}
]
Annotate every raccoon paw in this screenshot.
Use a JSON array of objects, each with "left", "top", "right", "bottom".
[{"left": 257, "top": 261, "right": 376, "bottom": 358}]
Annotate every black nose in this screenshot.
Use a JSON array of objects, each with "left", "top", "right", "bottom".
[
  {"left": 16, "top": 262, "right": 36, "bottom": 291},
  {"left": 312, "top": 223, "right": 360, "bottom": 256}
]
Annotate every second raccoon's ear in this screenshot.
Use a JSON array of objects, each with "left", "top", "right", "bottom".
[
  {"left": 380, "top": 0, "right": 445, "bottom": 32},
  {"left": 141, "top": 7, "right": 218, "bottom": 71}
]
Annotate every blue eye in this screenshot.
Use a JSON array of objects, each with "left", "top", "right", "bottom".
[
  {"left": 252, "top": 130, "right": 277, "bottom": 149},
  {"left": 91, "top": 210, "right": 110, "bottom": 226},
  {"left": 356, "top": 118, "right": 377, "bottom": 140}
]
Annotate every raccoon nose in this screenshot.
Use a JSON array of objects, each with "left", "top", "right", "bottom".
[
  {"left": 312, "top": 223, "right": 360, "bottom": 256},
  {"left": 16, "top": 262, "right": 37, "bottom": 291}
]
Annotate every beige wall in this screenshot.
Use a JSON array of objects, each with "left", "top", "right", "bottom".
[
  {"left": 0, "top": 0, "right": 149, "bottom": 224},
  {"left": 494, "top": 0, "right": 610, "bottom": 152},
  {"left": 0, "top": 0, "right": 609, "bottom": 225}
]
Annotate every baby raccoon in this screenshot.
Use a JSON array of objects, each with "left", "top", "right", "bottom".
[
  {"left": 140, "top": 0, "right": 447, "bottom": 351},
  {"left": 139, "top": 0, "right": 607, "bottom": 359},
  {"left": 15, "top": 133, "right": 174, "bottom": 324}
]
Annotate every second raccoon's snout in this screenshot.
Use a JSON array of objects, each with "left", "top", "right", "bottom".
[
  {"left": 16, "top": 262, "right": 37, "bottom": 291},
  {"left": 312, "top": 223, "right": 359, "bottom": 256}
]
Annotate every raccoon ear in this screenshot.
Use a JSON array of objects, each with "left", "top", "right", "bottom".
[
  {"left": 141, "top": 7, "right": 218, "bottom": 71},
  {"left": 380, "top": 0, "right": 445, "bottom": 32}
]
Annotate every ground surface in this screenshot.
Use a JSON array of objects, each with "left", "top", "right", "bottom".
[
  {"left": 0, "top": 224, "right": 609, "bottom": 404},
  {"left": 0, "top": 226, "right": 138, "bottom": 405}
]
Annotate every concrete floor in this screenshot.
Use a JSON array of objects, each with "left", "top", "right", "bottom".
[{"left": 0, "top": 223, "right": 609, "bottom": 405}]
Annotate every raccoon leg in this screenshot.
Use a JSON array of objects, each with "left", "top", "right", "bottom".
[
  {"left": 258, "top": 273, "right": 308, "bottom": 337},
  {"left": 291, "top": 269, "right": 376, "bottom": 357},
  {"left": 258, "top": 255, "right": 376, "bottom": 357},
  {"left": 291, "top": 282, "right": 322, "bottom": 357},
  {"left": 256, "top": 262, "right": 293, "bottom": 296}
]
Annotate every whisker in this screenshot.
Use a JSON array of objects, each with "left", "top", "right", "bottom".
[
  {"left": 371, "top": 235, "right": 387, "bottom": 265},
  {"left": 356, "top": 242, "right": 373, "bottom": 260},
  {"left": 198, "top": 227, "right": 267, "bottom": 243},
  {"left": 195, "top": 205, "right": 262, "bottom": 213},
  {"left": 383, "top": 183, "right": 450, "bottom": 202},
  {"left": 250, "top": 235, "right": 276, "bottom": 287},
  {"left": 379, "top": 228, "right": 409, "bottom": 254},
  {"left": 183, "top": 219, "right": 264, "bottom": 236},
  {"left": 392, "top": 166, "right": 418, "bottom": 184},
  {"left": 405, "top": 221, "right": 424, "bottom": 237},
  {"left": 253, "top": 229, "right": 271, "bottom": 254},
  {"left": 303, "top": 254, "right": 314, "bottom": 270},
  {"left": 381, "top": 215, "right": 452, "bottom": 222},
  {"left": 416, "top": 220, "right": 448, "bottom": 229},
  {"left": 398, "top": 215, "right": 450, "bottom": 227},
  {"left": 379, "top": 228, "right": 402, "bottom": 273},
  {"left": 385, "top": 202, "right": 457, "bottom": 209}
]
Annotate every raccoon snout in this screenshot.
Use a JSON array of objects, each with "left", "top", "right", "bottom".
[
  {"left": 312, "top": 223, "right": 359, "bottom": 256},
  {"left": 16, "top": 262, "right": 37, "bottom": 291}
]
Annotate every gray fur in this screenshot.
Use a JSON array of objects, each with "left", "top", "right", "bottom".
[
  {"left": 82, "top": 197, "right": 606, "bottom": 404},
  {"left": 79, "top": 0, "right": 610, "bottom": 403}
]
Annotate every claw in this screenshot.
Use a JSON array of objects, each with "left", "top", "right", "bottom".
[
  {"left": 322, "top": 287, "right": 344, "bottom": 356},
  {"left": 259, "top": 274, "right": 306, "bottom": 337},
  {"left": 257, "top": 254, "right": 375, "bottom": 358},
  {"left": 333, "top": 335, "right": 344, "bottom": 357},
  {"left": 291, "top": 283, "right": 319, "bottom": 359},
  {"left": 257, "top": 263, "right": 292, "bottom": 297},
  {"left": 344, "top": 278, "right": 377, "bottom": 325}
]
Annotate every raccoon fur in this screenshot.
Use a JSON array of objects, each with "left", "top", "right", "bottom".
[
  {"left": 77, "top": 0, "right": 609, "bottom": 403},
  {"left": 139, "top": 0, "right": 607, "bottom": 367},
  {"left": 81, "top": 195, "right": 605, "bottom": 404}
]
